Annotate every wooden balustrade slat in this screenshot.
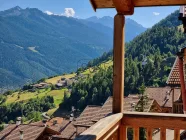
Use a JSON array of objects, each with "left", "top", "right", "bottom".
[
  {"left": 160, "top": 128, "right": 166, "bottom": 140},
  {"left": 174, "top": 129, "right": 180, "bottom": 140},
  {"left": 75, "top": 113, "right": 123, "bottom": 140},
  {"left": 147, "top": 128, "right": 152, "bottom": 140},
  {"left": 120, "top": 125, "right": 127, "bottom": 140},
  {"left": 133, "top": 127, "right": 139, "bottom": 140}
]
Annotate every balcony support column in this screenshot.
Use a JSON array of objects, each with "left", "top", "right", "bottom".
[
  {"left": 178, "top": 56, "right": 186, "bottom": 114},
  {"left": 113, "top": 14, "right": 125, "bottom": 114}
]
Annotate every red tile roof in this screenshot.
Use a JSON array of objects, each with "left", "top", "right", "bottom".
[
  {"left": 166, "top": 57, "right": 181, "bottom": 86},
  {"left": 145, "top": 87, "right": 181, "bottom": 107}
]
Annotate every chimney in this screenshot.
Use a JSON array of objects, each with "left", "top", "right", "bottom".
[
  {"left": 42, "top": 119, "right": 47, "bottom": 127},
  {"left": 16, "top": 117, "right": 22, "bottom": 126},
  {"left": 131, "top": 102, "right": 136, "bottom": 111},
  {"left": 70, "top": 113, "right": 74, "bottom": 122},
  {"left": 19, "top": 130, "right": 24, "bottom": 140},
  {"left": 53, "top": 119, "right": 57, "bottom": 125}
]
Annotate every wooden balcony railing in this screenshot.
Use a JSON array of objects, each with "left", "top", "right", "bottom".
[
  {"left": 173, "top": 103, "right": 183, "bottom": 114},
  {"left": 75, "top": 112, "right": 186, "bottom": 140}
]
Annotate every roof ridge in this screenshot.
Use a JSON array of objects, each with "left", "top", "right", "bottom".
[{"left": 87, "top": 105, "right": 102, "bottom": 107}]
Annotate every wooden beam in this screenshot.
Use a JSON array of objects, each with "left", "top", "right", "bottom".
[
  {"left": 112, "top": 0, "right": 134, "bottom": 15},
  {"left": 113, "top": 14, "right": 125, "bottom": 114},
  {"left": 134, "top": 0, "right": 186, "bottom": 7},
  {"left": 122, "top": 112, "right": 186, "bottom": 129},
  {"left": 90, "top": 0, "right": 186, "bottom": 14},
  {"left": 90, "top": 0, "right": 97, "bottom": 12}
]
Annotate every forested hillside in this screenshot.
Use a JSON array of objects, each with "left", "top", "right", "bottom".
[
  {"left": 0, "top": 6, "right": 146, "bottom": 91},
  {"left": 61, "top": 10, "right": 184, "bottom": 110}
]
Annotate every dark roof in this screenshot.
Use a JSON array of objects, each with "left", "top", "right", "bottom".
[
  {"left": 0, "top": 124, "right": 46, "bottom": 140},
  {"left": 145, "top": 87, "right": 181, "bottom": 107},
  {"left": 52, "top": 106, "right": 101, "bottom": 140},
  {"left": 74, "top": 105, "right": 101, "bottom": 127},
  {"left": 92, "top": 96, "right": 154, "bottom": 122},
  {"left": 52, "top": 120, "right": 86, "bottom": 140},
  {"left": 46, "top": 117, "right": 64, "bottom": 132},
  {"left": 52, "top": 96, "right": 156, "bottom": 140},
  {"left": 166, "top": 57, "right": 180, "bottom": 86}
]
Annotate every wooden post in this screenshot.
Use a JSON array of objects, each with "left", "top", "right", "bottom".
[
  {"left": 178, "top": 56, "right": 186, "bottom": 114},
  {"left": 113, "top": 14, "right": 125, "bottom": 114}
]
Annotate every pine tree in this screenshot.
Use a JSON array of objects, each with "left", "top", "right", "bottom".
[{"left": 136, "top": 83, "right": 148, "bottom": 140}]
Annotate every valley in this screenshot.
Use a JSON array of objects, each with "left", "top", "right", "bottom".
[
  {"left": 0, "top": 6, "right": 146, "bottom": 91},
  {"left": 0, "top": 8, "right": 184, "bottom": 127}
]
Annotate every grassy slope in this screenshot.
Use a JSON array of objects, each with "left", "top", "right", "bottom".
[
  {"left": 4, "top": 60, "right": 113, "bottom": 116},
  {"left": 45, "top": 74, "right": 76, "bottom": 84},
  {"left": 46, "top": 60, "right": 113, "bottom": 85},
  {"left": 5, "top": 88, "right": 67, "bottom": 106}
]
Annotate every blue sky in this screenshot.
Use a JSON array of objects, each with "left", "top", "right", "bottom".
[{"left": 0, "top": 0, "right": 179, "bottom": 28}]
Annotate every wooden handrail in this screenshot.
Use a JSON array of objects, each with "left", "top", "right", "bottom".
[
  {"left": 122, "top": 112, "right": 186, "bottom": 140},
  {"left": 122, "top": 112, "right": 186, "bottom": 129},
  {"left": 75, "top": 113, "right": 123, "bottom": 140},
  {"left": 76, "top": 112, "right": 186, "bottom": 140}
]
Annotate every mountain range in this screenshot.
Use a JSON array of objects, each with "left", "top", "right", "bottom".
[
  {"left": 86, "top": 16, "right": 147, "bottom": 41},
  {"left": 61, "top": 10, "right": 185, "bottom": 110},
  {"left": 0, "top": 6, "right": 146, "bottom": 91}
]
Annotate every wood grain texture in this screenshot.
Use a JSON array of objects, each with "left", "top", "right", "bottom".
[
  {"left": 75, "top": 113, "right": 123, "bottom": 140},
  {"left": 133, "top": 127, "right": 139, "bottom": 140},
  {"left": 113, "top": 14, "right": 125, "bottom": 114},
  {"left": 90, "top": 0, "right": 186, "bottom": 13},
  {"left": 146, "top": 128, "right": 152, "bottom": 140},
  {"left": 122, "top": 112, "right": 186, "bottom": 129},
  {"left": 174, "top": 129, "right": 180, "bottom": 140},
  {"left": 160, "top": 128, "right": 166, "bottom": 140},
  {"left": 112, "top": 0, "right": 134, "bottom": 14},
  {"left": 119, "top": 125, "right": 127, "bottom": 140}
]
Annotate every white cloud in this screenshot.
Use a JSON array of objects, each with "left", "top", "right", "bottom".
[
  {"left": 44, "top": 8, "right": 75, "bottom": 18},
  {"left": 62, "top": 8, "right": 75, "bottom": 17},
  {"left": 45, "top": 10, "right": 53, "bottom": 15},
  {"left": 153, "top": 12, "right": 160, "bottom": 16}
]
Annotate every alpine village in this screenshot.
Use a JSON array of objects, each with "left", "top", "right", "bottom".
[{"left": 2, "top": 0, "right": 186, "bottom": 140}]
